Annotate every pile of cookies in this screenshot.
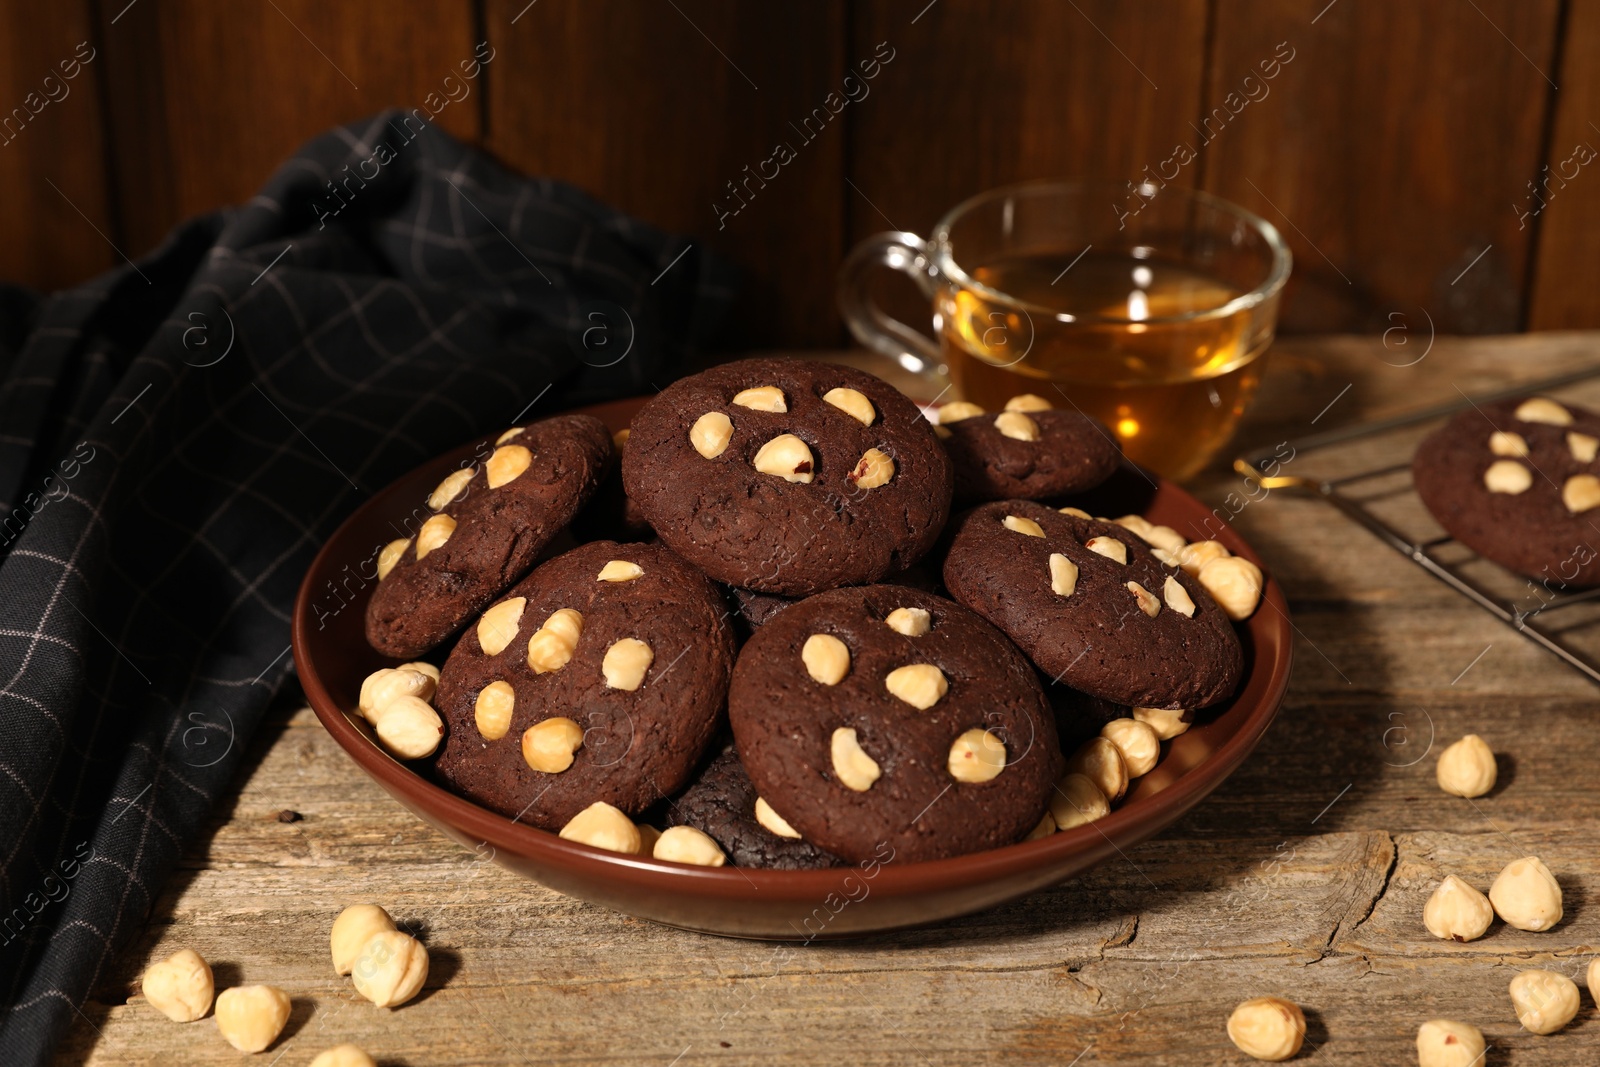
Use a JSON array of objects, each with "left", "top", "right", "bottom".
[{"left": 354, "top": 358, "right": 1266, "bottom": 869}]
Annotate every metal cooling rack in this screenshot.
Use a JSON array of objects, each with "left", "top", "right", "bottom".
[{"left": 1234, "top": 363, "right": 1600, "bottom": 687}]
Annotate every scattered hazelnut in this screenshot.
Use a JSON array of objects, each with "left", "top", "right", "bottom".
[
  {"left": 559, "top": 801, "right": 642, "bottom": 854},
  {"left": 636, "top": 823, "right": 661, "bottom": 855},
  {"left": 1086, "top": 536, "right": 1128, "bottom": 564},
  {"left": 802, "top": 633, "right": 851, "bottom": 685},
  {"left": 1067, "top": 737, "right": 1128, "bottom": 802},
  {"left": 358, "top": 667, "right": 435, "bottom": 724},
  {"left": 884, "top": 663, "right": 948, "bottom": 710},
  {"left": 1049, "top": 553, "right": 1079, "bottom": 596},
  {"left": 427, "top": 467, "right": 474, "bottom": 510},
  {"left": 522, "top": 717, "right": 584, "bottom": 773},
  {"left": 372, "top": 695, "right": 444, "bottom": 760},
  {"left": 1162, "top": 575, "right": 1196, "bottom": 617},
  {"left": 1004, "top": 393, "right": 1052, "bottom": 412},
  {"left": 309, "top": 1046, "right": 378, "bottom": 1067},
  {"left": 849, "top": 447, "right": 895, "bottom": 489},
  {"left": 473, "top": 680, "right": 516, "bottom": 741},
  {"left": 1003, "top": 514, "right": 1045, "bottom": 537},
  {"left": 597, "top": 559, "right": 644, "bottom": 582},
  {"left": 690, "top": 411, "right": 734, "bottom": 459},
  {"left": 1226, "top": 996, "right": 1305, "bottom": 1062},
  {"left": 476, "top": 596, "right": 527, "bottom": 657},
  {"left": 1569, "top": 431, "right": 1599, "bottom": 463},
  {"left": 831, "top": 727, "right": 881, "bottom": 791},
  {"left": 1435, "top": 734, "right": 1496, "bottom": 798},
  {"left": 1126, "top": 581, "right": 1160, "bottom": 618},
  {"left": 754, "top": 797, "right": 802, "bottom": 839},
  {"left": 885, "top": 607, "right": 931, "bottom": 636},
  {"left": 1509, "top": 969, "right": 1580, "bottom": 1034},
  {"left": 214, "top": 985, "right": 291, "bottom": 1052},
  {"left": 1133, "top": 706, "right": 1190, "bottom": 740},
  {"left": 1416, "top": 1019, "right": 1486, "bottom": 1067},
  {"left": 1563, "top": 473, "right": 1600, "bottom": 513},
  {"left": 485, "top": 444, "right": 533, "bottom": 488},
  {"left": 1174, "top": 540, "right": 1230, "bottom": 577},
  {"left": 937, "top": 401, "right": 984, "bottom": 424},
  {"left": 497, "top": 427, "right": 525, "bottom": 444},
  {"left": 993, "top": 411, "right": 1039, "bottom": 441},
  {"left": 602, "top": 637, "right": 654, "bottom": 690},
  {"left": 948, "top": 728, "right": 1007, "bottom": 783},
  {"left": 140, "top": 947, "right": 214, "bottom": 1022},
  {"left": 1058, "top": 506, "right": 1091, "bottom": 519},
  {"left": 1489, "top": 856, "right": 1562, "bottom": 931},
  {"left": 331, "top": 904, "right": 397, "bottom": 975},
  {"left": 1198, "top": 556, "right": 1264, "bottom": 620},
  {"left": 823, "top": 387, "right": 876, "bottom": 425},
  {"left": 731, "top": 385, "right": 787, "bottom": 412},
  {"left": 376, "top": 538, "right": 409, "bottom": 580},
  {"left": 1145, "top": 525, "right": 1185, "bottom": 553},
  {"left": 1101, "top": 718, "right": 1161, "bottom": 777},
  {"left": 1422, "top": 875, "right": 1494, "bottom": 942},
  {"left": 1489, "top": 430, "right": 1530, "bottom": 457},
  {"left": 401, "top": 661, "right": 440, "bottom": 685},
  {"left": 1049, "top": 772, "right": 1109, "bottom": 829},
  {"left": 351, "top": 929, "right": 430, "bottom": 1009},
  {"left": 1114, "top": 515, "right": 1157, "bottom": 541},
  {"left": 1588, "top": 958, "right": 1600, "bottom": 1004},
  {"left": 526, "top": 608, "right": 583, "bottom": 673},
  {"left": 415, "top": 514, "right": 456, "bottom": 560},
  {"left": 932, "top": 423, "right": 951, "bottom": 439},
  {"left": 752, "top": 433, "right": 814, "bottom": 483},
  {"left": 1515, "top": 396, "right": 1573, "bottom": 426},
  {"left": 1484, "top": 459, "right": 1533, "bottom": 495},
  {"left": 612, "top": 428, "right": 630, "bottom": 451},
  {"left": 1025, "top": 811, "right": 1057, "bottom": 839},
  {"left": 653, "top": 825, "right": 727, "bottom": 866}
]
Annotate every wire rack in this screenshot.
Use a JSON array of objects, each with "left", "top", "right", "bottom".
[{"left": 1234, "top": 363, "right": 1600, "bottom": 687}]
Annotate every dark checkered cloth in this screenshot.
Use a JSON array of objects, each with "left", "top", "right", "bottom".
[{"left": 0, "top": 110, "right": 734, "bottom": 1063}]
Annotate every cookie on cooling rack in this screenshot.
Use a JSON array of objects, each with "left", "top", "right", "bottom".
[{"left": 935, "top": 394, "right": 1122, "bottom": 503}]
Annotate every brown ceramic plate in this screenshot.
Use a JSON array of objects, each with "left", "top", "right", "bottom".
[{"left": 293, "top": 396, "right": 1292, "bottom": 940}]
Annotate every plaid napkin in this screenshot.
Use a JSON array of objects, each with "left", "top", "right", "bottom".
[{"left": 0, "top": 109, "right": 734, "bottom": 1064}]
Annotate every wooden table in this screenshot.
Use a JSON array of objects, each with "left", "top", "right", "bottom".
[{"left": 57, "top": 334, "right": 1600, "bottom": 1065}]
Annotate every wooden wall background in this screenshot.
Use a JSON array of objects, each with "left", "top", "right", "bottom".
[{"left": 1, "top": 0, "right": 1597, "bottom": 348}]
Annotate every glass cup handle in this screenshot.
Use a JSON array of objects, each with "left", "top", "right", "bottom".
[{"left": 836, "top": 231, "right": 945, "bottom": 379}]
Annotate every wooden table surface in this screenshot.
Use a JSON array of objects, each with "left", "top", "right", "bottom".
[{"left": 56, "top": 334, "right": 1600, "bottom": 1065}]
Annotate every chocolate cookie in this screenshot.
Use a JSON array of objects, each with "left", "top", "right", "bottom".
[
  {"left": 728, "top": 566, "right": 943, "bottom": 632},
  {"left": 622, "top": 358, "right": 954, "bottom": 596},
  {"left": 942, "top": 501, "right": 1242, "bottom": 709},
  {"left": 666, "top": 743, "right": 845, "bottom": 869},
  {"left": 432, "top": 540, "right": 736, "bottom": 829},
  {"left": 1414, "top": 395, "right": 1600, "bottom": 587},
  {"left": 366, "top": 414, "right": 613, "bottom": 658},
  {"left": 937, "top": 395, "right": 1122, "bottom": 503},
  {"left": 728, "top": 586, "right": 1062, "bottom": 864}
]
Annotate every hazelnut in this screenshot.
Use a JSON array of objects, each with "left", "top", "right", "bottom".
[
  {"left": 596, "top": 559, "right": 644, "bottom": 582},
  {"left": 937, "top": 400, "right": 984, "bottom": 424},
  {"left": 636, "top": 823, "right": 661, "bottom": 855},
  {"left": 1509, "top": 968, "right": 1580, "bottom": 1034},
  {"left": 214, "top": 985, "right": 292, "bottom": 1052},
  {"left": 802, "top": 633, "right": 851, "bottom": 685},
  {"left": 372, "top": 695, "right": 444, "bottom": 759},
  {"left": 993, "top": 411, "right": 1039, "bottom": 441},
  {"left": 1162, "top": 575, "right": 1196, "bottom": 617},
  {"left": 1133, "top": 706, "right": 1190, "bottom": 740},
  {"left": 401, "top": 661, "right": 440, "bottom": 685},
  {"left": 1143, "top": 525, "right": 1185, "bottom": 553},
  {"left": 731, "top": 385, "right": 787, "bottom": 412},
  {"left": 1004, "top": 393, "right": 1051, "bottom": 412},
  {"left": 309, "top": 1046, "right": 378, "bottom": 1067},
  {"left": 1025, "top": 811, "right": 1057, "bottom": 839},
  {"left": 1588, "top": 957, "right": 1600, "bottom": 1003},
  {"left": 948, "top": 728, "right": 1007, "bottom": 783},
  {"left": 1174, "top": 539, "right": 1230, "bottom": 577},
  {"left": 1569, "top": 431, "right": 1599, "bottom": 463},
  {"left": 601, "top": 637, "right": 654, "bottom": 691},
  {"left": 1101, "top": 718, "right": 1161, "bottom": 777},
  {"left": 1058, "top": 506, "right": 1092, "bottom": 519},
  {"left": 884, "top": 663, "right": 948, "bottom": 709},
  {"left": 1225, "top": 997, "right": 1305, "bottom": 1062},
  {"left": 830, "top": 727, "right": 881, "bottom": 791},
  {"left": 140, "top": 947, "right": 214, "bottom": 1022},
  {"left": 1049, "top": 772, "right": 1109, "bottom": 829},
  {"left": 415, "top": 513, "right": 456, "bottom": 560},
  {"left": 1563, "top": 473, "right": 1600, "bottom": 513},
  {"left": 1067, "top": 737, "right": 1128, "bottom": 802},
  {"left": 1484, "top": 459, "right": 1532, "bottom": 495},
  {"left": 476, "top": 596, "right": 527, "bottom": 657},
  {"left": 1086, "top": 536, "right": 1128, "bottom": 564},
  {"left": 884, "top": 606, "right": 931, "bottom": 636},
  {"left": 849, "top": 447, "right": 895, "bottom": 489},
  {"left": 376, "top": 538, "right": 409, "bottom": 580},
  {"left": 427, "top": 466, "right": 474, "bottom": 510},
  {"left": 473, "top": 680, "right": 516, "bottom": 741},
  {"left": 1489, "top": 430, "right": 1529, "bottom": 457},
  {"left": 653, "top": 825, "right": 727, "bottom": 866},
  {"left": 1515, "top": 396, "right": 1573, "bottom": 425},
  {"left": 559, "top": 801, "right": 642, "bottom": 853},
  {"left": 485, "top": 444, "right": 533, "bottom": 488},
  {"left": 1198, "top": 556, "right": 1264, "bottom": 620},
  {"left": 1422, "top": 875, "right": 1494, "bottom": 942},
  {"left": 754, "top": 797, "right": 802, "bottom": 839},
  {"left": 541, "top": 607, "right": 583, "bottom": 645},
  {"left": 1489, "top": 856, "right": 1563, "bottom": 931},
  {"left": 1126, "top": 581, "right": 1160, "bottom": 617},
  {"left": 1114, "top": 514, "right": 1157, "bottom": 541},
  {"left": 1049, "top": 553, "right": 1079, "bottom": 596},
  {"left": 522, "top": 717, "right": 584, "bottom": 773},
  {"left": 330, "top": 904, "right": 397, "bottom": 975},
  {"left": 1435, "top": 734, "right": 1496, "bottom": 798},
  {"left": 358, "top": 667, "right": 435, "bottom": 724},
  {"left": 690, "top": 411, "right": 734, "bottom": 459},
  {"left": 752, "top": 433, "right": 815, "bottom": 483},
  {"left": 1002, "top": 514, "right": 1045, "bottom": 537},
  {"left": 823, "top": 387, "right": 876, "bottom": 425},
  {"left": 612, "top": 428, "right": 631, "bottom": 451},
  {"left": 526, "top": 608, "right": 583, "bottom": 673},
  {"left": 497, "top": 427, "right": 525, "bottom": 444},
  {"left": 1416, "top": 1019, "right": 1486, "bottom": 1067},
  {"left": 932, "top": 423, "right": 951, "bottom": 439},
  {"left": 351, "top": 929, "right": 429, "bottom": 1008}
]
